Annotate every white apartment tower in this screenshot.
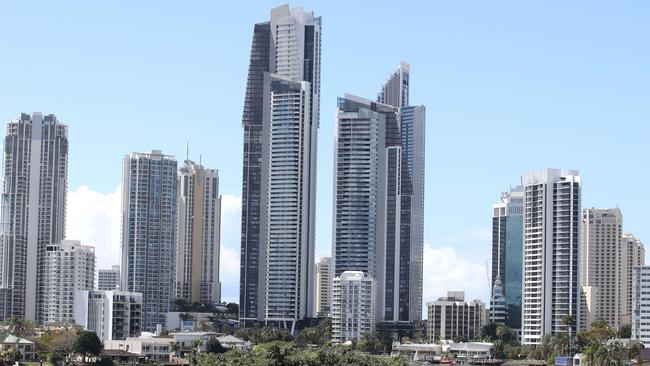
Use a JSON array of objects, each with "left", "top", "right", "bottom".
[
  {"left": 581, "top": 208, "right": 622, "bottom": 329},
  {"left": 175, "top": 160, "right": 221, "bottom": 305},
  {"left": 75, "top": 290, "right": 143, "bottom": 341},
  {"left": 521, "top": 169, "right": 581, "bottom": 345},
  {"left": 120, "top": 150, "right": 177, "bottom": 332},
  {"left": 314, "top": 257, "right": 332, "bottom": 317},
  {"left": 239, "top": 5, "right": 321, "bottom": 332},
  {"left": 42, "top": 240, "right": 95, "bottom": 324},
  {"left": 0, "top": 113, "right": 68, "bottom": 322},
  {"left": 331, "top": 271, "right": 375, "bottom": 343},
  {"left": 98, "top": 265, "right": 120, "bottom": 291},
  {"left": 622, "top": 234, "right": 645, "bottom": 326},
  {"left": 632, "top": 266, "right": 650, "bottom": 344}
]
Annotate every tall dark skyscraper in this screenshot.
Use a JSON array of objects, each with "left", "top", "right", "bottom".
[
  {"left": 239, "top": 5, "right": 321, "bottom": 332},
  {"left": 490, "top": 185, "right": 523, "bottom": 330},
  {"left": 333, "top": 62, "right": 425, "bottom": 326}
]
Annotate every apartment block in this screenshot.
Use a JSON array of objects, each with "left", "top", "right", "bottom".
[
  {"left": 98, "top": 265, "right": 120, "bottom": 291},
  {"left": 521, "top": 169, "right": 581, "bottom": 345},
  {"left": 75, "top": 290, "right": 143, "bottom": 341},
  {"left": 331, "top": 271, "right": 375, "bottom": 343},
  {"left": 42, "top": 240, "right": 95, "bottom": 324},
  {"left": 426, "top": 291, "right": 486, "bottom": 342}
]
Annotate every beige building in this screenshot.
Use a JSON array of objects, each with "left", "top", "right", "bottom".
[
  {"left": 622, "top": 234, "right": 645, "bottom": 326},
  {"left": 314, "top": 257, "right": 332, "bottom": 317},
  {"left": 426, "top": 291, "right": 486, "bottom": 342},
  {"left": 175, "top": 160, "right": 222, "bottom": 305},
  {"left": 581, "top": 208, "right": 622, "bottom": 329}
]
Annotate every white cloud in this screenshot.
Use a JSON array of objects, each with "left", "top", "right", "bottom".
[
  {"left": 422, "top": 243, "right": 490, "bottom": 316},
  {"left": 66, "top": 185, "right": 122, "bottom": 270}
]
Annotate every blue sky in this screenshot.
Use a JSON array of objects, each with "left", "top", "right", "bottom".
[{"left": 1, "top": 1, "right": 649, "bottom": 304}]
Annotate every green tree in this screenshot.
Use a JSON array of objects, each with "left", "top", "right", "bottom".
[
  {"left": 73, "top": 331, "right": 103, "bottom": 362},
  {"left": 221, "top": 323, "right": 233, "bottom": 335},
  {"left": 205, "top": 338, "right": 226, "bottom": 354},
  {"left": 618, "top": 325, "right": 632, "bottom": 339},
  {"left": 2, "top": 317, "right": 36, "bottom": 337}
]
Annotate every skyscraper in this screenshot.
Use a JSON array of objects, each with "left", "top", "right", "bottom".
[
  {"left": 490, "top": 186, "right": 523, "bottom": 330},
  {"left": 581, "top": 208, "right": 622, "bottom": 329},
  {"left": 621, "top": 233, "right": 645, "bottom": 326},
  {"left": 175, "top": 160, "right": 221, "bottom": 305},
  {"left": 42, "top": 240, "right": 95, "bottom": 324},
  {"left": 314, "top": 257, "right": 332, "bottom": 317},
  {"left": 332, "top": 63, "right": 425, "bottom": 325},
  {"left": 239, "top": 5, "right": 321, "bottom": 331},
  {"left": 377, "top": 63, "right": 425, "bottom": 323},
  {"left": 0, "top": 112, "right": 68, "bottom": 322},
  {"left": 120, "top": 150, "right": 177, "bottom": 332},
  {"left": 521, "top": 169, "right": 581, "bottom": 345}
]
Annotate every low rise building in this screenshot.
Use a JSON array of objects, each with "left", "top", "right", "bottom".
[
  {"left": 0, "top": 335, "right": 36, "bottom": 361},
  {"left": 426, "top": 291, "right": 486, "bottom": 342},
  {"left": 217, "top": 335, "right": 251, "bottom": 352},
  {"left": 75, "top": 290, "right": 143, "bottom": 341},
  {"left": 171, "top": 332, "right": 219, "bottom": 356},
  {"left": 331, "top": 271, "right": 375, "bottom": 343},
  {"left": 104, "top": 336, "right": 173, "bottom": 363}
]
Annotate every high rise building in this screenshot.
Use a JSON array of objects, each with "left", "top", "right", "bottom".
[
  {"left": 377, "top": 63, "right": 425, "bottom": 323},
  {"left": 521, "top": 169, "right": 581, "bottom": 345},
  {"left": 42, "top": 240, "right": 95, "bottom": 324},
  {"left": 332, "top": 63, "right": 425, "bottom": 326},
  {"left": 331, "top": 271, "right": 375, "bottom": 343},
  {"left": 239, "top": 5, "right": 321, "bottom": 332},
  {"left": 98, "top": 265, "right": 120, "bottom": 291},
  {"left": 426, "top": 291, "right": 486, "bottom": 342},
  {"left": 0, "top": 112, "right": 68, "bottom": 322},
  {"left": 314, "top": 257, "right": 332, "bottom": 317},
  {"left": 632, "top": 266, "right": 650, "bottom": 343},
  {"left": 490, "top": 186, "right": 523, "bottom": 330},
  {"left": 621, "top": 234, "right": 645, "bottom": 326},
  {"left": 120, "top": 150, "right": 177, "bottom": 332},
  {"left": 175, "top": 160, "right": 221, "bottom": 305},
  {"left": 75, "top": 290, "right": 143, "bottom": 341},
  {"left": 581, "top": 208, "right": 622, "bottom": 329}
]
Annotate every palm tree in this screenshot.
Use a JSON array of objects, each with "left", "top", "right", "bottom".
[{"left": 561, "top": 315, "right": 576, "bottom": 354}]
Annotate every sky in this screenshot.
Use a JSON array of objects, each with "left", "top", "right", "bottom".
[{"left": 1, "top": 1, "right": 649, "bottom": 307}]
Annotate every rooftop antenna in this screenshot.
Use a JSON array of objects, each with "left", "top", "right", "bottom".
[
  {"left": 186, "top": 141, "right": 189, "bottom": 162},
  {"left": 199, "top": 154, "right": 202, "bottom": 166}
]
